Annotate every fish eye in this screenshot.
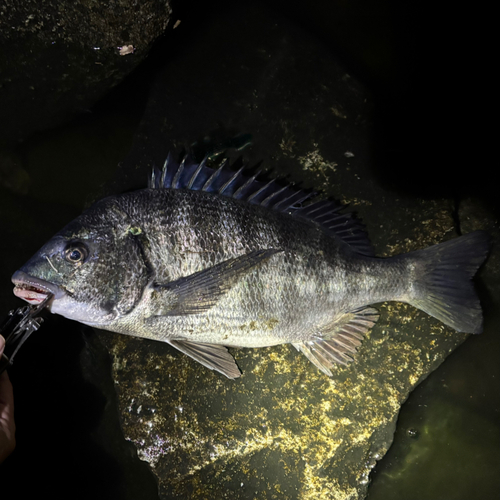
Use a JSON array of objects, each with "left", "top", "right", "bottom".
[{"left": 63, "top": 242, "right": 89, "bottom": 264}]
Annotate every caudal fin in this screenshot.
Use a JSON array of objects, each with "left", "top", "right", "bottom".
[{"left": 407, "top": 231, "right": 490, "bottom": 333}]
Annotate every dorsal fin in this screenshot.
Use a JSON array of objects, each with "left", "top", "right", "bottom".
[{"left": 149, "top": 154, "right": 374, "bottom": 256}]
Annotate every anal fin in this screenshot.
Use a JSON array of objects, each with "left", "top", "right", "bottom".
[
  {"left": 292, "top": 307, "right": 379, "bottom": 376},
  {"left": 168, "top": 339, "right": 241, "bottom": 379}
]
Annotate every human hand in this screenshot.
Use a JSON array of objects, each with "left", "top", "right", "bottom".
[{"left": 0, "top": 335, "right": 15, "bottom": 463}]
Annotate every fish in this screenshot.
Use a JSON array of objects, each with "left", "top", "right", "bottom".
[{"left": 11, "top": 154, "right": 490, "bottom": 378}]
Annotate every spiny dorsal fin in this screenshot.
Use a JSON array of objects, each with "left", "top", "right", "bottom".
[{"left": 149, "top": 153, "right": 374, "bottom": 256}]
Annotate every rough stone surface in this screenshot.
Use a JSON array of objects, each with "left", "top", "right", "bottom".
[
  {"left": 0, "top": 3, "right": 497, "bottom": 500},
  {"left": 0, "top": 0, "right": 172, "bottom": 145},
  {"left": 95, "top": 4, "right": 493, "bottom": 499}
]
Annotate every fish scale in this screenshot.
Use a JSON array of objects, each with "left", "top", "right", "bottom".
[{"left": 11, "top": 155, "right": 490, "bottom": 378}]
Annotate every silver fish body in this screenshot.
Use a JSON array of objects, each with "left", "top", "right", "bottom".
[
  {"left": 99, "top": 189, "right": 403, "bottom": 341},
  {"left": 11, "top": 156, "right": 490, "bottom": 378}
]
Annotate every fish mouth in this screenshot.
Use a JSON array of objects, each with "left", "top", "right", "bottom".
[{"left": 12, "top": 270, "right": 63, "bottom": 304}]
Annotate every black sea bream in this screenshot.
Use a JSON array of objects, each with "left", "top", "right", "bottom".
[{"left": 12, "top": 155, "right": 490, "bottom": 378}]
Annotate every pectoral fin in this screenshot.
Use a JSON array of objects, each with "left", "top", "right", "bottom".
[
  {"left": 154, "top": 249, "right": 280, "bottom": 315},
  {"left": 168, "top": 340, "right": 241, "bottom": 379},
  {"left": 293, "top": 307, "right": 379, "bottom": 376}
]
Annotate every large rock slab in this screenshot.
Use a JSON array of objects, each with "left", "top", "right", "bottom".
[
  {"left": 1, "top": 3, "right": 496, "bottom": 500},
  {"left": 97, "top": 4, "right": 493, "bottom": 499}
]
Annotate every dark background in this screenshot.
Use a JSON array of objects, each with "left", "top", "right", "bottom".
[{"left": 0, "top": 1, "right": 497, "bottom": 499}]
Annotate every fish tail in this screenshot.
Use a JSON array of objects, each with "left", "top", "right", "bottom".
[{"left": 405, "top": 231, "right": 490, "bottom": 333}]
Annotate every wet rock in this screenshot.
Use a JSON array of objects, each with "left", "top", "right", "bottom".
[
  {"left": 96, "top": 4, "right": 493, "bottom": 499},
  {"left": 0, "top": 0, "right": 172, "bottom": 146},
  {"left": 1, "top": 2, "right": 496, "bottom": 499}
]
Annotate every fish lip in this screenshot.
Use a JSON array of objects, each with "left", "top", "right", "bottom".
[{"left": 11, "top": 270, "right": 64, "bottom": 303}]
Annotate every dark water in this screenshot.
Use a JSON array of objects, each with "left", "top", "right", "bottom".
[{"left": 1, "top": 1, "right": 498, "bottom": 499}]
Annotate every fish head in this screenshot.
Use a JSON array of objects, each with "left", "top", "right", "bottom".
[{"left": 12, "top": 197, "right": 151, "bottom": 326}]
